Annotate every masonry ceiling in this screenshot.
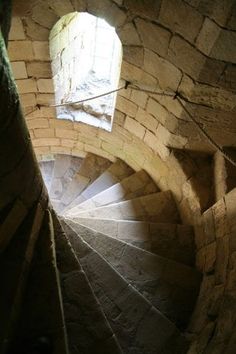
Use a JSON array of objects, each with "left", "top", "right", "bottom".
[{"left": 12, "top": 0, "right": 236, "bottom": 153}]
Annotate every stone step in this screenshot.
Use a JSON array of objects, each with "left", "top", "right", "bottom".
[
  {"left": 52, "top": 213, "right": 123, "bottom": 354},
  {"left": 8, "top": 210, "right": 69, "bottom": 354},
  {"left": 65, "top": 220, "right": 201, "bottom": 329},
  {"left": 49, "top": 154, "right": 83, "bottom": 209},
  {"left": 67, "top": 170, "right": 159, "bottom": 214},
  {"left": 61, "top": 220, "right": 189, "bottom": 354},
  {"left": 67, "top": 191, "right": 180, "bottom": 224},
  {"left": 68, "top": 159, "right": 134, "bottom": 207},
  {"left": 58, "top": 153, "right": 111, "bottom": 213},
  {"left": 39, "top": 159, "right": 55, "bottom": 192},
  {"left": 65, "top": 217, "right": 195, "bottom": 266}
]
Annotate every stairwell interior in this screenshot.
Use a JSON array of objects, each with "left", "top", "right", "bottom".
[{"left": 1, "top": 1, "right": 236, "bottom": 353}]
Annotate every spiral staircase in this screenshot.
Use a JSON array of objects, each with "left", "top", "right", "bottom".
[{"left": 8, "top": 151, "right": 202, "bottom": 354}]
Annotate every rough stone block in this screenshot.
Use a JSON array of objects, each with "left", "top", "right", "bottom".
[
  {"left": 123, "top": 45, "right": 144, "bottom": 67},
  {"left": 8, "top": 41, "right": 34, "bottom": 61},
  {"left": 124, "top": 116, "right": 146, "bottom": 139},
  {"left": 9, "top": 17, "right": 26, "bottom": 40},
  {"left": 156, "top": 124, "right": 188, "bottom": 148},
  {"left": 36, "top": 93, "right": 55, "bottom": 106},
  {"left": 50, "top": 119, "right": 73, "bottom": 129},
  {"left": 55, "top": 129, "right": 78, "bottom": 140},
  {"left": 20, "top": 93, "right": 36, "bottom": 107},
  {"left": 33, "top": 41, "right": 50, "bottom": 61},
  {"left": 34, "top": 128, "right": 55, "bottom": 138},
  {"left": 16, "top": 78, "right": 38, "bottom": 94},
  {"left": 37, "top": 79, "right": 55, "bottom": 93},
  {"left": 11, "top": 61, "right": 28, "bottom": 79},
  {"left": 117, "top": 22, "right": 141, "bottom": 46},
  {"left": 212, "top": 199, "right": 229, "bottom": 239},
  {"left": 196, "top": 17, "right": 221, "bottom": 55},
  {"left": 27, "top": 62, "right": 52, "bottom": 78},
  {"left": 159, "top": 0, "right": 203, "bottom": 43},
  {"left": 144, "top": 130, "right": 170, "bottom": 160},
  {"left": 33, "top": 137, "right": 60, "bottom": 147},
  {"left": 116, "top": 95, "right": 137, "bottom": 117},
  {"left": 211, "top": 29, "right": 236, "bottom": 64},
  {"left": 135, "top": 18, "right": 171, "bottom": 57},
  {"left": 168, "top": 36, "right": 206, "bottom": 79},
  {"left": 146, "top": 98, "right": 168, "bottom": 126},
  {"left": 124, "top": 0, "right": 162, "bottom": 20},
  {"left": 144, "top": 49, "right": 182, "bottom": 91},
  {"left": 87, "top": 0, "right": 126, "bottom": 27},
  {"left": 27, "top": 118, "right": 49, "bottom": 129},
  {"left": 130, "top": 90, "right": 148, "bottom": 109},
  {"left": 121, "top": 61, "right": 157, "bottom": 87},
  {"left": 215, "top": 236, "right": 229, "bottom": 284},
  {"left": 198, "top": 0, "right": 235, "bottom": 27},
  {"left": 24, "top": 18, "right": 50, "bottom": 40},
  {"left": 136, "top": 107, "right": 158, "bottom": 133},
  {"left": 31, "top": 2, "right": 59, "bottom": 29},
  {"left": 47, "top": 0, "right": 74, "bottom": 16}
]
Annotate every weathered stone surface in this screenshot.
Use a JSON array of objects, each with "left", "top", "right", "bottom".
[
  {"left": 27, "top": 61, "right": 52, "bottom": 78},
  {"left": 124, "top": 116, "right": 146, "bottom": 139},
  {"left": 88, "top": 0, "right": 126, "bottom": 28},
  {"left": 23, "top": 18, "right": 50, "bottom": 40},
  {"left": 37, "top": 78, "right": 54, "bottom": 93},
  {"left": 159, "top": 0, "right": 203, "bottom": 43},
  {"left": 65, "top": 221, "right": 201, "bottom": 328},
  {"left": 211, "top": 30, "right": 236, "bottom": 64},
  {"left": 11, "top": 61, "right": 28, "bottom": 79},
  {"left": 144, "top": 49, "right": 182, "bottom": 91},
  {"left": 196, "top": 17, "right": 221, "bottom": 56},
  {"left": 168, "top": 35, "right": 206, "bottom": 80},
  {"left": 63, "top": 221, "right": 187, "bottom": 353},
  {"left": 8, "top": 40, "right": 34, "bottom": 61},
  {"left": 9, "top": 17, "right": 25, "bottom": 40},
  {"left": 53, "top": 215, "right": 122, "bottom": 354},
  {"left": 136, "top": 107, "right": 158, "bottom": 133},
  {"left": 117, "top": 22, "right": 141, "bottom": 46},
  {"left": 31, "top": 1, "right": 59, "bottom": 29},
  {"left": 135, "top": 18, "right": 171, "bottom": 57},
  {"left": 68, "top": 169, "right": 158, "bottom": 214},
  {"left": 69, "top": 190, "right": 180, "bottom": 224},
  {"left": 33, "top": 41, "right": 50, "bottom": 60},
  {"left": 197, "top": 0, "right": 235, "bottom": 27},
  {"left": 123, "top": 45, "right": 144, "bottom": 67},
  {"left": 16, "top": 78, "right": 37, "bottom": 94},
  {"left": 47, "top": 0, "right": 74, "bottom": 16},
  {"left": 124, "top": 0, "right": 162, "bottom": 20}
]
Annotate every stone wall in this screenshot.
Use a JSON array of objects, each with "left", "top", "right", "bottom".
[
  {"left": 188, "top": 187, "right": 236, "bottom": 353},
  {"left": 9, "top": 0, "right": 236, "bottom": 225}
]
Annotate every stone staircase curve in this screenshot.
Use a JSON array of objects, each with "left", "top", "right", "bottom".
[{"left": 35, "top": 152, "right": 202, "bottom": 353}]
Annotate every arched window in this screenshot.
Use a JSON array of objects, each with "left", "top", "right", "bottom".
[{"left": 50, "top": 12, "right": 122, "bottom": 131}]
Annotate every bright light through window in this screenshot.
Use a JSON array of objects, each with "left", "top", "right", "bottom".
[{"left": 50, "top": 12, "right": 122, "bottom": 131}]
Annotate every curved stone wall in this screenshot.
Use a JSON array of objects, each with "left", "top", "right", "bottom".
[{"left": 9, "top": 0, "right": 236, "bottom": 226}]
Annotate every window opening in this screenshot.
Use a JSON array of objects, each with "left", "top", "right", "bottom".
[{"left": 50, "top": 12, "right": 122, "bottom": 131}]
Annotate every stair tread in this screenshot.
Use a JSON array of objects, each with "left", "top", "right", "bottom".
[
  {"left": 58, "top": 153, "right": 111, "bottom": 212},
  {"left": 61, "top": 220, "right": 189, "bottom": 354},
  {"left": 49, "top": 154, "right": 83, "bottom": 204},
  {"left": 64, "top": 220, "right": 201, "bottom": 328},
  {"left": 53, "top": 213, "right": 123, "bottom": 354},
  {"left": 39, "top": 159, "right": 55, "bottom": 192},
  {"left": 67, "top": 217, "right": 195, "bottom": 266},
  {"left": 70, "top": 159, "right": 134, "bottom": 206},
  {"left": 68, "top": 169, "right": 159, "bottom": 214},
  {"left": 67, "top": 190, "right": 180, "bottom": 224}
]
